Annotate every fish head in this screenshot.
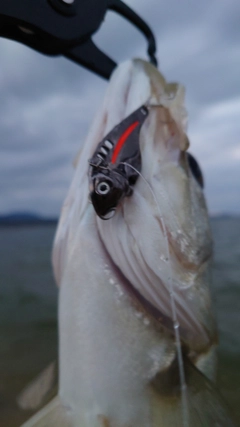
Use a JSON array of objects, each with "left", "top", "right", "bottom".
[
  {"left": 95, "top": 59, "right": 215, "bottom": 351},
  {"left": 53, "top": 59, "right": 216, "bottom": 355}
]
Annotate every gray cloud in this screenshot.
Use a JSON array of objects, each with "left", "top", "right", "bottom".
[{"left": 0, "top": 0, "right": 240, "bottom": 215}]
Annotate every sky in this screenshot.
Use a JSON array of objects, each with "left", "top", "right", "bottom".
[{"left": 0, "top": 0, "right": 240, "bottom": 216}]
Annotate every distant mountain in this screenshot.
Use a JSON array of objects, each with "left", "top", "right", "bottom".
[
  {"left": 0, "top": 212, "right": 58, "bottom": 226},
  {"left": 210, "top": 213, "right": 240, "bottom": 220},
  {"left": 0, "top": 212, "right": 238, "bottom": 226}
]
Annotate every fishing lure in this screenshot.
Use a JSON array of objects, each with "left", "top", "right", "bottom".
[{"left": 89, "top": 105, "right": 149, "bottom": 219}]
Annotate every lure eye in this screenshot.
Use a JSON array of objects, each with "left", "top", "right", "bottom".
[{"left": 96, "top": 181, "right": 111, "bottom": 195}]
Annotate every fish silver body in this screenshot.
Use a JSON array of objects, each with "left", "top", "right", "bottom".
[{"left": 22, "top": 59, "right": 235, "bottom": 427}]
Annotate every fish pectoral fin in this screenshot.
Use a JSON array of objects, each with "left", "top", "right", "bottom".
[
  {"left": 20, "top": 396, "right": 72, "bottom": 427},
  {"left": 150, "top": 355, "right": 236, "bottom": 426},
  {"left": 184, "top": 357, "right": 236, "bottom": 426},
  {"left": 17, "top": 361, "right": 58, "bottom": 411}
]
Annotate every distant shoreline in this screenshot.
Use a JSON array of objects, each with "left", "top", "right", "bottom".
[
  {"left": 0, "top": 220, "right": 58, "bottom": 227},
  {"left": 210, "top": 214, "right": 240, "bottom": 220},
  {"left": 0, "top": 213, "right": 239, "bottom": 227},
  {"left": 0, "top": 213, "right": 58, "bottom": 226}
]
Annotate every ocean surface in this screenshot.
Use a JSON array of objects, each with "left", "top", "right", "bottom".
[{"left": 0, "top": 218, "right": 239, "bottom": 426}]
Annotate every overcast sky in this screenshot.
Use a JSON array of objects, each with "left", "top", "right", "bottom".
[{"left": 0, "top": 0, "right": 240, "bottom": 216}]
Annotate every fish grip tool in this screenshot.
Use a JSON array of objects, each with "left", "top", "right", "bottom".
[{"left": 0, "top": 0, "right": 157, "bottom": 79}]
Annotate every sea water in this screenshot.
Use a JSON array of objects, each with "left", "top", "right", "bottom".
[{"left": 0, "top": 218, "right": 239, "bottom": 426}]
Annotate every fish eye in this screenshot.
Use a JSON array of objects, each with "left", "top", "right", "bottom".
[
  {"left": 96, "top": 181, "right": 111, "bottom": 195},
  {"left": 187, "top": 153, "right": 204, "bottom": 188}
]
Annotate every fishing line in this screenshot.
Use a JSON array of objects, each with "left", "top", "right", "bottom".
[{"left": 120, "top": 162, "right": 190, "bottom": 427}]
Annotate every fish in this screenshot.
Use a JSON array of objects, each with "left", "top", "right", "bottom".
[{"left": 21, "top": 59, "right": 235, "bottom": 427}]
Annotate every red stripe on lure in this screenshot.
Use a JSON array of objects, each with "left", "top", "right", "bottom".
[
  {"left": 111, "top": 121, "right": 140, "bottom": 164},
  {"left": 89, "top": 105, "right": 149, "bottom": 220}
]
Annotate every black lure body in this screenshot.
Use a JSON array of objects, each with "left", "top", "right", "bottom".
[{"left": 89, "top": 105, "right": 149, "bottom": 219}]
